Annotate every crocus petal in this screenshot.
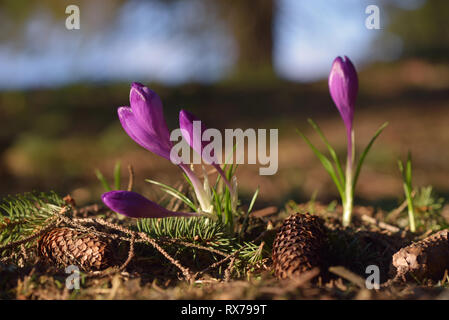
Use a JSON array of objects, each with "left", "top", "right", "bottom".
[
  {"left": 129, "top": 82, "right": 171, "bottom": 145},
  {"left": 118, "top": 106, "right": 172, "bottom": 160},
  {"left": 179, "top": 163, "right": 213, "bottom": 213},
  {"left": 179, "top": 109, "right": 211, "bottom": 160},
  {"left": 328, "top": 56, "right": 358, "bottom": 131},
  {"left": 179, "top": 110, "right": 233, "bottom": 192},
  {"left": 102, "top": 190, "right": 199, "bottom": 218}
]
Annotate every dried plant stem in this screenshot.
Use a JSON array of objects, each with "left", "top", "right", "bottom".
[
  {"left": 166, "top": 183, "right": 184, "bottom": 211},
  {"left": 73, "top": 217, "right": 227, "bottom": 257},
  {"left": 0, "top": 256, "right": 11, "bottom": 263},
  {"left": 388, "top": 197, "right": 410, "bottom": 222},
  {"left": 73, "top": 204, "right": 107, "bottom": 217},
  {"left": 162, "top": 238, "right": 228, "bottom": 257},
  {"left": 138, "top": 232, "right": 193, "bottom": 281},
  {"left": 328, "top": 266, "right": 366, "bottom": 289},
  {"left": 224, "top": 256, "right": 236, "bottom": 282},
  {"left": 195, "top": 228, "right": 271, "bottom": 280},
  {"left": 127, "top": 164, "right": 134, "bottom": 191},
  {"left": 73, "top": 217, "right": 194, "bottom": 281},
  {"left": 361, "top": 215, "right": 401, "bottom": 233},
  {"left": 118, "top": 233, "right": 135, "bottom": 272},
  {"left": 0, "top": 223, "right": 57, "bottom": 252},
  {"left": 20, "top": 244, "right": 28, "bottom": 260}
]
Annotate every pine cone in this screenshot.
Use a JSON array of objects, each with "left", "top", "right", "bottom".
[
  {"left": 37, "top": 227, "right": 112, "bottom": 271},
  {"left": 392, "top": 229, "right": 449, "bottom": 281},
  {"left": 272, "top": 212, "right": 327, "bottom": 279}
]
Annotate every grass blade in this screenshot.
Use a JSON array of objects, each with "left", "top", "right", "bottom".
[
  {"left": 239, "top": 186, "right": 259, "bottom": 239},
  {"left": 308, "top": 119, "right": 345, "bottom": 186},
  {"left": 113, "top": 161, "right": 121, "bottom": 190},
  {"left": 352, "top": 122, "right": 388, "bottom": 191},
  {"left": 297, "top": 129, "right": 345, "bottom": 201},
  {"left": 224, "top": 187, "right": 232, "bottom": 226},
  {"left": 247, "top": 186, "right": 259, "bottom": 215},
  {"left": 211, "top": 188, "right": 223, "bottom": 221},
  {"left": 398, "top": 152, "right": 416, "bottom": 232},
  {"left": 406, "top": 152, "right": 412, "bottom": 186},
  {"left": 95, "top": 169, "right": 111, "bottom": 192},
  {"left": 145, "top": 179, "right": 198, "bottom": 212}
]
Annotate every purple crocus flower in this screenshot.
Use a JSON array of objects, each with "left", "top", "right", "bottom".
[
  {"left": 118, "top": 82, "right": 173, "bottom": 160},
  {"left": 328, "top": 56, "right": 358, "bottom": 128},
  {"left": 328, "top": 56, "right": 359, "bottom": 226},
  {"left": 117, "top": 83, "right": 213, "bottom": 213},
  {"left": 179, "top": 109, "right": 233, "bottom": 192},
  {"left": 328, "top": 56, "right": 358, "bottom": 161},
  {"left": 102, "top": 190, "right": 199, "bottom": 218},
  {"left": 179, "top": 110, "right": 210, "bottom": 161}
]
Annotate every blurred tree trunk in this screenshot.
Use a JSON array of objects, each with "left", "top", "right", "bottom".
[{"left": 218, "top": 0, "right": 276, "bottom": 80}]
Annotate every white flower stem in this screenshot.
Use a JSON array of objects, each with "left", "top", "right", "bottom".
[
  {"left": 342, "top": 129, "right": 355, "bottom": 227},
  {"left": 180, "top": 164, "right": 213, "bottom": 213},
  {"left": 342, "top": 162, "right": 353, "bottom": 227}
]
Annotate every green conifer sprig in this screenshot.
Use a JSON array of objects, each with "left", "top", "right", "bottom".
[
  {"left": 137, "top": 217, "right": 234, "bottom": 253},
  {"left": 136, "top": 216, "right": 271, "bottom": 275},
  {"left": 0, "top": 192, "right": 65, "bottom": 250},
  {"left": 237, "top": 241, "right": 270, "bottom": 264}
]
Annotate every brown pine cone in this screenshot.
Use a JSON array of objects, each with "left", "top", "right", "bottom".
[
  {"left": 37, "top": 227, "right": 113, "bottom": 271},
  {"left": 272, "top": 212, "right": 327, "bottom": 279},
  {"left": 391, "top": 229, "right": 449, "bottom": 281}
]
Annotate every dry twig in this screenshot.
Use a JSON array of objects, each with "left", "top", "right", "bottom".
[
  {"left": 127, "top": 165, "right": 134, "bottom": 191},
  {"left": 361, "top": 214, "right": 400, "bottom": 233}
]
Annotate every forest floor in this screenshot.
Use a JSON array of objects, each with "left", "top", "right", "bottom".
[{"left": 2, "top": 199, "right": 449, "bottom": 300}]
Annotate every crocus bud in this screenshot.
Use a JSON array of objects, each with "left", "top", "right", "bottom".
[
  {"left": 118, "top": 83, "right": 173, "bottom": 160},
  {"left": 179, "top": 109, "right": 234, "bottom": 193},
  {"left": 102, "top": 190, "right": 199, "bottom": 219},
  {"left": 129, "top": 82, "right": 170, "bottom": 141},
  {"left": 118, "top": 107, "right": 172, "bottom": 160},
  {"left": 328, "top": 56, "right": 358, "bottom": 132},
  {"left": 179, "top": 109, "right": 215, "bottom": 164}
]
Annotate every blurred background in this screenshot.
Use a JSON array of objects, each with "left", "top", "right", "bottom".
[{"left": 0, "top": 0, "right": 448, "bottom": 210}]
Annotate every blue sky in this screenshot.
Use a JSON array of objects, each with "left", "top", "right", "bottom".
[{"left": 0, "top": 0, "right": 424, "bottom": 89}]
